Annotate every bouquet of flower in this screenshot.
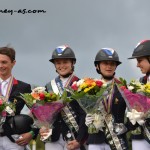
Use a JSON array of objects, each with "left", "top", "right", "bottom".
[
  {"left": 118, "top": 78, "right": 150, "bottom": 121},
  {"left": 118, "top": 78, "right": 150, "bottom": 143},
  {"left": 69, "top": 78, "right": 111, "bottom": 133},
  {"left": 20, "top": 87, "right": 69, "bottom": 128},
  {"left": 0, "top": 96, "right": 16, "bottom": 132},
  {"left": 21, "top": 87, "right": 70, "bottom": 141}
]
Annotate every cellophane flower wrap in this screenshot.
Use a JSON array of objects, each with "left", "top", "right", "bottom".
[
  {"left": 118, "top": 78, "right": 150, "bottom": 143},
  {"left": 20, "top": 87, "right": 69, "bottom": 129},
  {"left": 69, "top": 78, "right": 110, "bottom": 134}
]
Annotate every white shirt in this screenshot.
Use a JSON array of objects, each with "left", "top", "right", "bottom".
[
  {"left": 0, "top": 77, "right": 11, "bottom": 96},
  {"left": 60, "top": 77, "right": 69, "bottom": 87},
  {"left": 101, "top": 78, "right": 113, "bottom": 85}
]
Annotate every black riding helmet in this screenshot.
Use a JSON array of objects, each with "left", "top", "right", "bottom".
[
  {"left": 94, "top": 48, "right": 122, "bottom": 66},
  {"left": 128, "top": 40, "right": 150, "bottom": 59},
  {"left": 94, "top": 48, "right": 122, "bottom": 77},
  {"left": 49, "top": 45, "right": 76, "bottom": 63}
]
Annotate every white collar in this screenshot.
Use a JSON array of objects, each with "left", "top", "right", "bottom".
[
  {"left": 60, "top": 77, "right": 69, "bottom": 82},
  {"left": 0, "top": 76, "right": 12, "bottom": 83},
  {"left": 101, "top": 78, "right": 113, "bottom": 84}
]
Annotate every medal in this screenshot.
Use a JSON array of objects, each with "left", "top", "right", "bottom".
[
  {"left": 66, "top": 132, "right": 72, "bottom": 138},
  {"left": 115, "top": 98, "right": 119, "bottom": 104}
]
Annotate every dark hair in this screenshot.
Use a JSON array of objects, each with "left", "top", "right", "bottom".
[{"left": 0, "top": 46, "right": 16, "bottom": 62}]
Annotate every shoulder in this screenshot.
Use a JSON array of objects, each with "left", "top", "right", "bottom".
[
  {"left": 139, "top": 76, "right": 147, "bottom": 84},
  {"left": 45, "top": 81, "right": 51, "bottom": 87},
  {"left": 72, "top": 75, "right": 80, "bottom": 81},
  {"left": 45, "top": 79, "right": 56, "bottom": 87},
  {"left": 70, "top": 75, "right": 80, "bottom": 86},
  {"left": 14, "top": 79, "right": 31, "bottom": 93},
  {"left": 17, "top": 80, "right": 31, "bottom": 87},
  {"left": 114, "top": 77, "right": 122, "bottom": 84},
  {"left": 45, "top": 80, "right": 54, "bottom": 92}
]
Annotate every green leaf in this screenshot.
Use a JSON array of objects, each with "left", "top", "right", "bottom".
[
  {"left": 119, "top": 77, "right": 127, "bottom": 87},
  {"left": 20, "top": 93, "right": 34, "bottom": 108}
]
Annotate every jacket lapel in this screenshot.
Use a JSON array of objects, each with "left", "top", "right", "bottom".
[{"left": 9, "top": 78, "right": 18, "bottom": 98}]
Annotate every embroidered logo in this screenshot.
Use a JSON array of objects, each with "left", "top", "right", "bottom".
[
  {"left": 56, "top": 45, "right": 68, "bottom": 55},
  {"left": 102, "top": 48, "right": 115, "bottom": 58}
]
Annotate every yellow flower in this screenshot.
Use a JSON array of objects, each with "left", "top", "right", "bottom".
[
  {"left": 84, "top": 85, "right": 95, "bottom": 93},
  {"left": 80, "top": 82, "right": 88, "bottom": 89},
  {"left": 84, "top": 87, "right": 91, "bottom": 93},
  {"left": 91, "top": 82, "right": 96, "bottom": 87},
  {"left": 143, "top": 83, "right": 150, "bottom": 94}
]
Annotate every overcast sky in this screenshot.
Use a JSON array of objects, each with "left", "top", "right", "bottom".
[{"left": 0, "top": 0, "right": 150, "bottom": 86}]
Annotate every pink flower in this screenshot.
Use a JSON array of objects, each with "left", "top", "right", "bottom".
[
  {"left": 71, "top": 84, "right": 78, "bottom": 91},
  {"left": 123, "top": 89, "right": 149, "bottom": 113},
  {"left": 0, "top": 99, "right": 3, "bottom": 106},
  {"left": 147, "top": 98, "right": 150, "bottom": 107}
]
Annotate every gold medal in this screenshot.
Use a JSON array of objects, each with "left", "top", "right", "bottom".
[{"left": 114, "top": 98, "right": 119, "bottom": 104}]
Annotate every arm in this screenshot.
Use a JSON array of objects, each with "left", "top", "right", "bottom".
[{"left": 14, "top": 82, "right": 39, "bottom": 145}]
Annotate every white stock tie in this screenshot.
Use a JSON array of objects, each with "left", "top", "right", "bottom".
[{"left": 1, "top": 81, "right": 8, "bottom": 96}]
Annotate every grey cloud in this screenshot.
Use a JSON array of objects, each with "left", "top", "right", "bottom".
[{"left": 0, "top": 0, "right": 150, "bottom": 85}]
